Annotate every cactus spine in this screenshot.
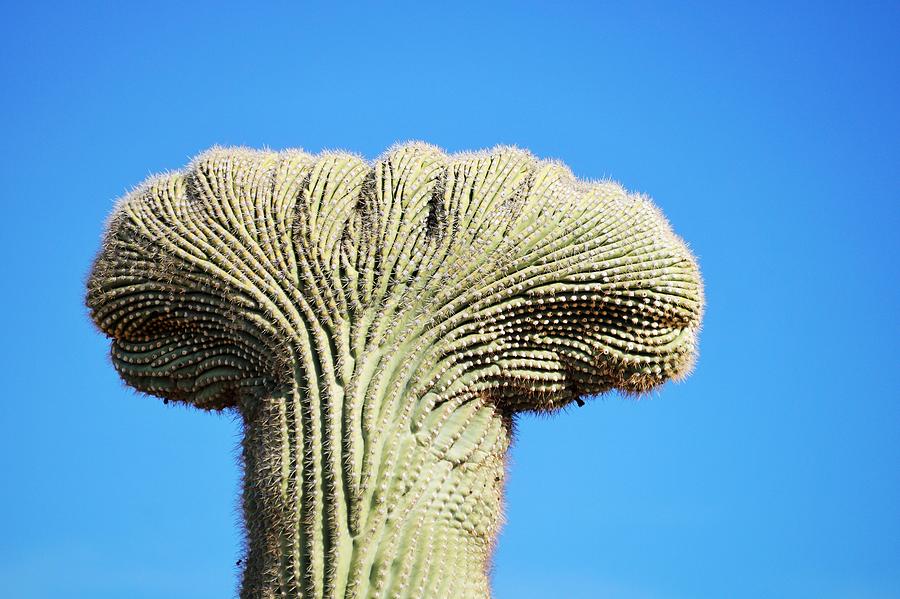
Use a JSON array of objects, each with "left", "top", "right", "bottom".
[{"left": 87, "top": 142, "right": 703, "bottom": 598}]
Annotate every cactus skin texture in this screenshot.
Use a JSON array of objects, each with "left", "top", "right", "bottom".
[{"left": 86, "top": 142, "right": 703, "bottom": 598}]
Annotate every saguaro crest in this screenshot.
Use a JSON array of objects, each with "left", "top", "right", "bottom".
[{"left": 87, "top": 143, "right": 704, "bottom": 598}]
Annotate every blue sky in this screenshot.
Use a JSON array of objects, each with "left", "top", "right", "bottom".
[{"left": 1, "top": 1, "right": 897, "bottom": 598}]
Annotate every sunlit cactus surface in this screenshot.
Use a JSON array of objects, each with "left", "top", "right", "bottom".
[{"left": 87, "top": 142, "right": 704, "bottom": 598}]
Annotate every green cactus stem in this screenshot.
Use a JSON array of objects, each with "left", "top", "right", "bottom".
[{"left": 86, "top": 142, "right": 703, "bottom": 598}]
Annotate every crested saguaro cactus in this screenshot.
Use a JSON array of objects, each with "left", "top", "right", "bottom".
[{"left": 87, "top": 142, "right": 703, "bottom": 598}]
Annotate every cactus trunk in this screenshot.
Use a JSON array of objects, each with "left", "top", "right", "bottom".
[{"left": 240, "top": 361, "right": 505, "bottom": 598}]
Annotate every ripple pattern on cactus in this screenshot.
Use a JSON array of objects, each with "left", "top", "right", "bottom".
[{"left": 87, "top": 142, "right": 704, "bottom": 598}]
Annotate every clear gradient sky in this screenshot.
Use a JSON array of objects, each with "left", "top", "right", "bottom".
[{"left": 2, "top": 2, "right": 898, "bottom": 598}]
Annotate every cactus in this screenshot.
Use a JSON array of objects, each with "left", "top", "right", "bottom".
[{"left": 86, "top": 142, "right": 703, "bottom": 598}]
